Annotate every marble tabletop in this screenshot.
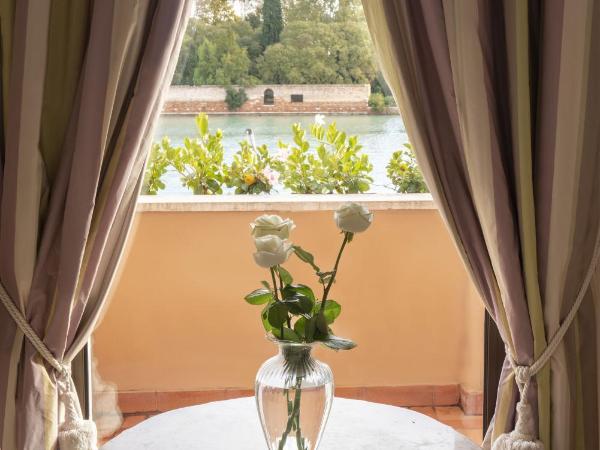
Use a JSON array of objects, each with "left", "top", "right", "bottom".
[{"left": 102, "top": 397, "right": 481, "bottom": 450}]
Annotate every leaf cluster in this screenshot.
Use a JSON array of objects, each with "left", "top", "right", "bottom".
[
  {"left": 224, "top": 86, "right": 248, "bottom": 111},
  {"left": 143, "top": 114, "right": 226, "bottom": 195},
  {"left": 272, "top": 121, "right": 373, "bottom": 194},
  {"left": 223, "top": 140, "right": 275, "bottom": 194},
  {"left": 386, "top": 143, "right": 429, "bottom": 194},
  {"left": 244, "top": 246, "right": 356, "bottom": 351}
]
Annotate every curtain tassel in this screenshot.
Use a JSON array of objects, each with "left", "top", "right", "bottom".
[
  {"left": 57, "top": 367, "right": 98, "bottom": 450},
  {"left": 492, "top": 365, "right": 543, "bottom": 450}
]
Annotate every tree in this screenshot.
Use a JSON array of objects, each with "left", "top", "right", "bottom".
[
  {"left": 257, "top": 21, "right": 375, "bottom": 84},
  {"left": 193, "top": 28, "right": 251, "bottom": 85},
  {"left": 261, "top": 0, "right": 283, "bottom": 48},
  {"left": 196, "top": 0, "right": 237, "bottom": 24}
]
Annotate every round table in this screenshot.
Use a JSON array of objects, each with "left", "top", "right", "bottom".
[{"left": 102, "top": 397, "right": 480, "bottom": 450}]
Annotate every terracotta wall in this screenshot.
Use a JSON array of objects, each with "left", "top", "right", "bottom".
[
  {"left": 93, "top": 207, "right": 484, "bottom": 394},
  {"left": 163, "top": 84, "right": 371, "bottom": 114},
  {"left": 163, "top": 99, "right": 370, "bottom": 114}
]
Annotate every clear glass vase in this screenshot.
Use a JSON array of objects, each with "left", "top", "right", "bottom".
[{"left": 255, "top": 341, "right": 334, "bottom": 450}]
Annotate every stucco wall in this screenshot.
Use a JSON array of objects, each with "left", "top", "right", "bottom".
[
  {"left": 163, "top": 84, "right": 371, "bottom": 114},
  {"left": 166, "top": 84, "right": 370, "bottom": 102},
  {"left": 93, "top": 203, "right": 484, "bottom": 394}
]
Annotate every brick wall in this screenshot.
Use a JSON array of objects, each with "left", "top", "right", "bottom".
[{"left": 163, "top": 84, "right": 371, "bottom": 114}]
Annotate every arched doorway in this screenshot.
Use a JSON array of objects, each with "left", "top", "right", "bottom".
[{"left": 263, "top": 88, "right": 274, "bottom": 105}]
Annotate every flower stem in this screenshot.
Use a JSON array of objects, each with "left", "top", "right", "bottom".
[
  {"left": 276, "top": 266, "right": 291, "bottom": 329},
  {"left": 271, "top": 267, "right": 285, "bottom": 337},
  {"left": 278, "top": 375, "right": 304, "bottom": 450},
  {"left": 320, "top": 232, "right": 350, "bottom": 313}
]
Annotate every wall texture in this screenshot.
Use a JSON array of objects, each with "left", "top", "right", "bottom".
[
  {"left": 93, "top": 206, "right": 484, "bottom": 398},
  {"left": 163, "top": 84, "right": 371, "bottom": 114}
]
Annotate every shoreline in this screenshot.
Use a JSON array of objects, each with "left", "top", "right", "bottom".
[{"left": 160, "top": 108, "right": 400, "bottom": 116}]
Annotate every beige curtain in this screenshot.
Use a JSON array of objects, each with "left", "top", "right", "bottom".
[
  {"left": 363, "top": 1, "right": 600, "bottom": 449},
  {"left": 0, "top": 1, "right": 190, "bottom": 448}
]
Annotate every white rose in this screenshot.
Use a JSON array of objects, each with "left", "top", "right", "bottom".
[
  {"left": 334, "top": 203, "right": 373, "bottom": 233},
  {"left": 253, "top": 235, "right": 294, "bottom": 268},
  {"left": 251, "top": 215, "right": 295, "bottom": 239}
]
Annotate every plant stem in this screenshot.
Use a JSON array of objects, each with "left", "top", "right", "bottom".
[
  {"left": 278, "top": 376, "right": 304, "bottom": 450},
  {"left": 276, "top": 266, "right": 292, "bottom": 329},
  {"left": 270, "top": 268, "right": 280, "bottom": 302},
  {"left": 320, "top": 232, "right": 350, "bottom": 313},
  {"left": 271, "top": 267, "right": 285, "bottom": 337}
]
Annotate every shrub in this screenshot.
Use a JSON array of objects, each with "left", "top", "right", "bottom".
[
  {"left": 386, "top": 143, "right": 428, "bottom": 193},
  {"left": 142, "top": 143, "right": 169, "bottom": 195},
  {"left": 142, "top": 113, "right": 225, "bottom": 195},
  {"left": 224, "top": 138, "right": 277, "bottom": 194},
  {"left": 384, "top": 95, "right": 396, "bottom": 107},
  {"left": 368, "top": 92, "right": 385, "bottom": 112},
  {"left": 225, "top": 86, "right": 248, "bottom": 111},
  {"left": 272, "top": 119, "right": 373, "bottom": 194}
]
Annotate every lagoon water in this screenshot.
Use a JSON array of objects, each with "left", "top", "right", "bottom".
[{"left": 153, "top": 114, "right": 409, "bottom": 195}]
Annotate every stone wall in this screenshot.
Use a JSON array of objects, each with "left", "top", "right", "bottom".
[{"left": 163, "top": 84, "right": 371, "bottom": 114}]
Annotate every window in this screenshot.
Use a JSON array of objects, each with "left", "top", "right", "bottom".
[
  {"left": 263, "top": 88, "right": 274, "bottom": 105},
  {"left": 92, "top": 1, "right": 484, "bottom": 446}
]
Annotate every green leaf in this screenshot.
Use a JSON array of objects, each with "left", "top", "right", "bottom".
[
  {"left": 315, "top": 312, "right": 329, "bottom": 334},
  {"left": 293, "top": 317, "right": 306, "bottom": 336},
  {"left": 267, "top": 302, "right": 289, "bottom": 328},
  {"left": 261, "top": 305, "right": 274, "bottom": 332},
  {"left": 272, "top": 327, "right": 300, "bottom": 342},
  {"left": 293, "top": 316, "right": 317, "bottom": 341},
  {"left": 282, "top": 284, "right": 315, "bottom": 302},
  {"left": 278, "top": 266, "right": 293, "bottom": 286},
  {"left": 321, "top": 335, "right": 357, "bottom": 351},
  {"left": 282, "top": 294, "right": 314, "bottom": 315},
  {"left": 261, "top": 280, "right": 271, "bottom": 290},
  {"left": 244, "top": 288, "right": 272, "bottom": 305},
  {"left": 293, "top": 246, "right": 321, "bottom": 272},
  {"left": 314, "top": 300, "right": 341, "bottom": 324}
]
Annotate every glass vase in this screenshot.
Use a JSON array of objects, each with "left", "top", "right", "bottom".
[{"left": 255, "top": 341, "right": 334, "bottom": 450}]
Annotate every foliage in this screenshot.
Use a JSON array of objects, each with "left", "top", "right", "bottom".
[
  {"left": 193, "top": 27, "right": 252, "bottom": 85},
  {"left": 272, "top": 120, "right": 373, "bottom": 194},
  {"left": 225, "top": 86, "right": 248, "bottom": 111},
  {"left": 172, "top": 0, "right": 376, "bottom": 86},
  {"left": 257, "top": 21, "right": 375, "bottom": 84},
  {"left": 386, "top": 143, "right": 429, "bottom": 193},
  {"left": 283, "top": 0, "right": 363, "bottom": 22},
  {"left": 245, "top": 214, "right": 366, "bottom": 350},
  {"left": 261, "top": 0, "right": 283, "bottom": 48},
  {"left": 142, "top": 143, "right": 169, "bottom": 195},
  {"left": 143, "top": 114, "right": 225, "bottom": 195},
  {"left": 368, "top": 92, "right": 385, "bottom": 112},
  {"left": 195, "top": 0, "right": 237, "bottom": 24},
  {"left": 384, "top": 95, "right": 396, "bottom": 107},
  {"left": 224, "top": 139, "right": 276, "bottom": 194}
]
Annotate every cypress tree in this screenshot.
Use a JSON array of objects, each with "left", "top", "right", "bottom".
[{"left": 261, "top": 0, "right": 283, "bottom": 48}]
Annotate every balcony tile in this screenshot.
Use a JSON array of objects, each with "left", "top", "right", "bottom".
[{"left": 409, "top": 406, "right": 436, "bottom": 419}]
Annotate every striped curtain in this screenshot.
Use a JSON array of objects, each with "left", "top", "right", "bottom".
[
  {"left": 0, "top": 1, "right": 190, "bottom": 448},
  {"left": 363, "top": 1, "right": 600, "bottom": 449}
]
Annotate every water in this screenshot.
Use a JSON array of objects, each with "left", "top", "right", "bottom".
[
  {"left": 258, "top": 385, "right": 333, "bottom": 449},
  {"left": 153, "top": 114, "right": 409, "bottom": 195}
]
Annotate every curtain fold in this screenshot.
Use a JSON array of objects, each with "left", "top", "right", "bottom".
[
  {"left": 0, "top": 0, "right": 190, "bottom": 448},
  {"left": 363, "top": 1, "right": 600, "bottom": 449}
]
